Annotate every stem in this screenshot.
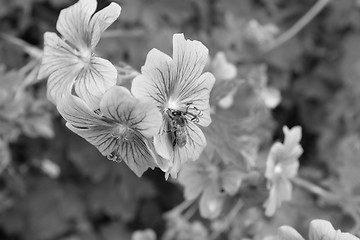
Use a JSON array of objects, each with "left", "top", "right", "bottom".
[
  {"left": 164, "top": 199, "right": 195, "bottom": 217},
  {"left": 1, "top": 33, "right": 42, "bottom": 59},
  {"left": 264, "top": 0, "right": 332, "bottom": 52},
  {"left": 292, "top": 177, "right": 339, "bottom": 201}
]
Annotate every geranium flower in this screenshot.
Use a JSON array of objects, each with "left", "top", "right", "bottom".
[
  {"left": 248, "top": 65, "right": 281, "bottom": 109},
  {"left": 263, "top": 126, "right": 303, "bottom": 216},
  {"left": 57, "top": 86, "right": 165, "bottom": 177},
  {"left": 178, "top": 153, "right": 244, "bottom": 219},
  {"left": 38, "top": 0, "right": 121, "bottom": 109},
  {"left": 131, "top": 33, "right": 216, "bottom": 178},
  {"left": 276, "top": 219, "right": 359, "bottom": 240}
]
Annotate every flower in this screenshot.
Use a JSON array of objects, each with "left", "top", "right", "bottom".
[
  {"left": 207, "top": 52, "right": 239, "bottom": 109},
  {"left": 131, "top": 33, "right": 216, "bottom": 178},
  {"left": 210, "top": 52, "right": 237, "bottom": 82},
  {"left": 248, "top": 65, "right": 281, "bottom": 109},
  {"left": 38, "top": 0, "right": 121, "bottom": 109},
  {"left": 57, "top": 86, "right": 165, "bottom": 177},
  {"left": 263, "top": 126, "right": 303, "bottom": 216},
  {"left": 276, "top": 219, "right": 359, "bottom": 240},
  {"left": 178, "top": 153, "right": 244, "bottom": 219}
]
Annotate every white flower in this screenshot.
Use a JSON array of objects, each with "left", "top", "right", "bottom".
[
  {"left": 38, "top": 0, "right": 121, "bottom": 109},
  {"left": 264, "top": 126, "right": 303, "bottom": 216},
  {"left": 131, "top": 34, "right": 215, "bottom": 178},
  {"left": 57, "top": 86, "right": 164, "bottom": 177}
]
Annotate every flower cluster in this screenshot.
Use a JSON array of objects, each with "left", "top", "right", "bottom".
[
  {"left": 263, "top": 126, "right": 303, "bottom": 216},
  {"left": 38, "top": 0, "right": 215, "bottom": 177}
]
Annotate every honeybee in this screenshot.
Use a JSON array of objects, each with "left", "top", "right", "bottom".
[{"left": 166, "top": 103, "right": 202, "bottom": 148}]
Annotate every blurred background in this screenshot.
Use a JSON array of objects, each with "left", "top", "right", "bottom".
[{"left": 1, "top": 0, "right": 360, "bottom": 239}]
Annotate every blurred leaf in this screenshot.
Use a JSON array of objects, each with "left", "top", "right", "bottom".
[
  {"left": 0, "top": 178, "right": 86, "bottom": 240},
  {"left": 87, "top": 167, "right": 156, "bottom": 221}
]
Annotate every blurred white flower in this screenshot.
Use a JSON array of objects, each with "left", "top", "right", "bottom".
[{"left": 264, "top": 126, "right": 303, "bottom": 216}]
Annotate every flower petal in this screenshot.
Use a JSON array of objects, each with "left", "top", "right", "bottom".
[
  {"left": 154, "top": 124, "right": 173, "bottom": 161},
  {"left": 74, "top": 56, "right": 117, "bottom": 110},
  {"left": 89, "top": 2, "right": 121, "bottom": 48},
  {"left": 38, "top": 32, "right": 81, "bottom": 80},
  {"left": 172, "top": 33, "right": 209, "bottom": 87},
  {"left": 309, "top": 220, "right": 336, "bottom": 240},
  {"left": 211, "top": 52, "right": 237, "bottom": 81},
  {"left": 277, "top": 226, "right": 305, "bottom": 240},
  {"left": 47, "top": 65, "right": 78, "bottom": 104},
  {"left": 56, "top": 0, "right": 97, "bottom": 50},
  {"left": 178, "top": 72, "right": 215, "bottom": 127},
  {"left": 57, "top": 92, "right": 106, "bottom": 129},
  {"left": 167, "top": 122, "right": 207, "bottom": 178},
  {"left": 283, "top": 126, "right": 302, "bottom": 149},
  {"left": 117, "top": 131, "right": 157, "bottom": 177},
  {"left": 99, "top": 86, "right": 162, "bottom": 138},
  {"left": 309, "top": 220, "right": 360, "bottom": 240},
  {"left": 131, "top": 48, "right": 176, "bottom": 108},
  {"left": 264, "top": 177, "right": 292, "bottom": 217}
]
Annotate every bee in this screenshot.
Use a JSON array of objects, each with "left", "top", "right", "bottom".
[{"left": 166, "top": 103, "right": 202, "bottom": 148}]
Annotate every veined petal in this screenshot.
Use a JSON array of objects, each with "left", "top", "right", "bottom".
[
  {"left": 56, "top": 0, "right": 97, "bottom": 50},
  {"left": 172, "top": 34, "right": 209, "bottom": 87},
  {"left": 178, "top": 72, "right": 215, "bottom": 127},
  {"left": 117, "top": 131, "right": 157, "bottom": 177},
  {"left": 99, "top": 86, "right": 162, "bottom": 138},
  {"left": 74, "top": 56, "right": 117, "bottom": 110},
  {"left": 38, "top": 32, "right": 81, "bottom": 80},
  {"left": 57, "top": 92, "right": 105, "bottom": 129},
  {"left": 58, "top": 91, "right": 158, "bottom": 177},
  {"left": 47, "top": 65, "right": 79, "bottom": 104},
  {"left": 131, "top": 48, "right": 176, "bottom": 108},
  {"left": 89, "top": 2, "right": 121, "bottom": 48},
  {"left": 167, "top": 122, "right": 206, "bottom": 178}
]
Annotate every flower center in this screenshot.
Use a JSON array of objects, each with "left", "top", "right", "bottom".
[
  {"left": 77, "top": 48, "right": 92, "bottom": 66},
  {"left": 111, "top": 124, "right": 134, "bottom": 141},
  {"left": 166, "top": 98, "right": 179, "bottom": 110}
]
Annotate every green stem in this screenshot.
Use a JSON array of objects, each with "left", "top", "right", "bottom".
[{"left": 264, "top": 0, "right": 332, "bottom": 52}]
